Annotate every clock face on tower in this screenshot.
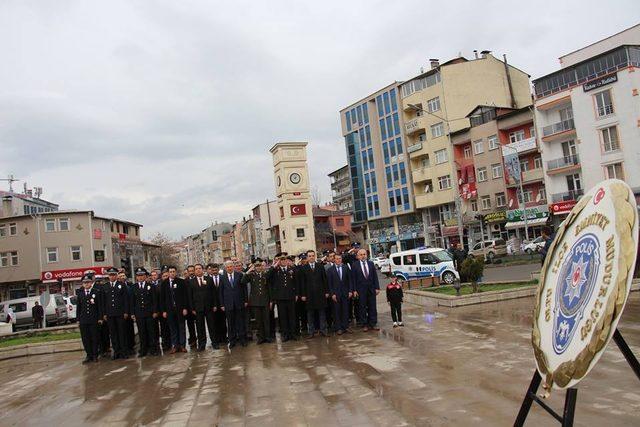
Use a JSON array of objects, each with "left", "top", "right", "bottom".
[{"left": 289, "top": 172, "right": 301, "bottom": 184}]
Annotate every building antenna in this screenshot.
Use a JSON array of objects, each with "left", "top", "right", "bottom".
[{"left": 0, "top": 174, "right": 21, "bottom": 192}]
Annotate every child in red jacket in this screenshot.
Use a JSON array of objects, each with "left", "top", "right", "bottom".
[{"left": 386, "top": 278, "right": 404, "bottom": 327}]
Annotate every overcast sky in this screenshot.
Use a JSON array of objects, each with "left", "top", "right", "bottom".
[{"left": 1, "top": 1, "right": 638, "bottom": 239}]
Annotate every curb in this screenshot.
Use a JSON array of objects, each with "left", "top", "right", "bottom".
[{"left": 0, "top": 338, "right": 82, "bottom": 362}]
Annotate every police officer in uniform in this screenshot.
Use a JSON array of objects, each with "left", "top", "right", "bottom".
[
  {"left": 131, "top": 267, "right": 159, "bottom": 357},
  {"left": 77, "top": 272, "right": 102, "bottom": 363},
  {"left": 103, "top": 267, "right": 131, "bottom": 359},
  {"left": 119, "top": 270, "right": 136, "bottom": 356},
  {"left": 267, "top": 253, "right": 299, "bottom": 342},
  {"left": 242, "top": 259, "right": 272, "bottom": 344},
  {"left": 93, "top": 278, "right": 111, "bottom": 357}
]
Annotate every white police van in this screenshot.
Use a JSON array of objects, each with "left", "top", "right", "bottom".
[{"left": 389, "top": 247, "right": 460, "bottom": 284}]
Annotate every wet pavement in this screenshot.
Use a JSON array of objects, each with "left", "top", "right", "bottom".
[{"left": 0, "top": 293, "right": 638, "bottom": 426}]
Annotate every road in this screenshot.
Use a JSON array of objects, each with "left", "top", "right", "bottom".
[
  {"left": 0, "top": 293, "right": 638, "bottom": 426},
  {"left": 482, "top": 262, "right": 540, "bottom": 282}
]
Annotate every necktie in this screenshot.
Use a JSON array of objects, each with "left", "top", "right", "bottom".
[
  {"left": 229, "top": 274, "right": 233, "bottom": 287},
  {"left": 139, "top": 282, "right": 143, "bottom": 289},
  {"left": 338, "top": 266, "right": 342, "bottom": 280},
  {"left": 363, "top": 261, "right": 368, "bottom": 278},
  {"left": 85, "top": 290, "right": 89, "bottom": 296},
  {"left": 214, "top": 276, "right": 218, "bottom": 286}
]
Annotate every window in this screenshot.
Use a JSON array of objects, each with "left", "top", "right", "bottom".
[
  {"left": 8, "top": 302, "right": 26, "bottom": 312},
  {"left": 488, "top": 135, "right": 499, "bottom": 150},
  {"left": 59, "top": 218, "right": 70, "bottom": 232},
  {"left": 437, "top": 175, "right": 451, "bottom": 190},
  {"left": 518, "top": 189, "right": 533, "bottom": 203},
  {"left": 567, "top": 173, "right": 582, "bottom": 191},
  {"left": 534, "top": 156, "right": 543, "bottom": 169},
  {"left": 122, "top": 225, "right": 130, "bottom": 235},
  {"left": 509, "top": 130, "right": 525, "bottom": 144},
  {"left": 403, "top": 255, "right": 416, "bottom": 265},
  {"left": 471, "top": 200, "right": 478, "bottom": 212},
  {"left": 530, "top": 127, "right": 536, "bottom": 138},
  {"left": 559, "top": 106, "right": 573, "bottom": 121},
  {"left": 594, "top": 90, "right": 614, "bottom": 117},
  {"left": 0, "top": 225, "right": 5, "bottom": 238},
  {"left": 605, "top": 163, "right": 624, "bottom": 180},
  {"left": 427, "top": 96, "right": 440, "bottom": 112},
  {"left": 9, "top": 223, "right": 17, "bottom": 236},
  {"left": 481, "top": 196, "right": 491, "bottom": 210},
  {"left": 94, "top": 250, "right": 105, "bottom": 262},
  {"left": 463, "top": 145, "right": 472, "bottom": 158},
  {"left": 601, "top": 126, "right": 619, "bottom": 152},
  {"left": 520, "top": 160, "right": 529, "bottom": 172},
  {"left": 473, "top": 139, "right": 484, "bottom": 154},
  {"left": 0, "top": 252, "right": 18, "bottom": 267},
  {"left": 491, "top": 163, "right": 503, "bottom": 179},
  {"left": 45, "top": 219, "right": 56, "bottom": 232},
  {"left": 434, "top": 149, "right": 448, "bottom": 164},
  {"left": 71, "top": 246, "right": 82, "bottom": 261},
  {"left": 296, "top": 228, "right": 305, "bottom": 238},
  {"left": 419, "top": 253, "right": 439, "bottom": 265},
  {"left": 336, "top": 218, "right": 345, "bottom": 226},
  {"left": 46, "top": 247, "right": 58, "bottom": 263},
  {"left": 421, "top": 156, "right": 430, "bottom": 168},
  {"left": 495, "top": 193, "right": 506, "bottom": 207},
  {"left": 440, "top": 204, "right": 453, "bottom": 221},
  {"left": 477, "top": 167, "right": 487, "bottom": 182},
  {"left": 424, "top": 180, "right": 433, "bottom": 193},
  {"left": 539, "top": 188, "right": 547, "bottom": 201},
  {"left": 431, "top": 122, "right": 444, "bottom": 138}
]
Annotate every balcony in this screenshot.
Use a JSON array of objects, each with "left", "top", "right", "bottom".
[
  {"left": 412, "top": 167, "right": 433, "bottom": 183},
  {"left": 455, "top": 157, "right": 474, "bottom": 169},
  {"left": 596, "top": 104, "right": 614, "bottom": 118},
  {"left": 542, "top": 119, "right": 575, "bottom": 141},
  {"left": 407, "top": 141, "right": 423, "bottom": 154},
  {"left": 507, "top": 168, "right": 544, "bottom": 187},
  {"left": 546, "top": 154, "right": 581, "bottom": 175},
  {"left": 404, "top": 117, "right": 426, "bottom": 135},
  {"left": 552, "top": 189, "right": 584, "bottom": 203}
]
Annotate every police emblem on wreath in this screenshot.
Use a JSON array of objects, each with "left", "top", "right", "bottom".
[{"left": 532, "top": 179, "right": 639, "bottom": 391}]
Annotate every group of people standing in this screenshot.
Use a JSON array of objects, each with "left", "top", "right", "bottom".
[{"left": 76, "top": 248, "right": 385, "bottom": 364}]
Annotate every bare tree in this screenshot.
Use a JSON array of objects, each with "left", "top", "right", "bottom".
[
  {"left": 311, "top": 186, "right": 323, "bottom": 207},
  {"left": 149, "top": 232, "right": 180, "bottom": 267}
]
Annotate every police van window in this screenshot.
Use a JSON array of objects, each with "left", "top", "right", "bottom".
[
  {"left": 55, "top": 295, "right": 65, "bottom": 306},
  {"left": 419, "top": 253, "right": 437, "bottom": 264},
  {"left": 473, "top": 242, "right": 483, "bottom": 250},
  {"left": 9, "top": 302, "right": 27, "bottom": 312},
  {"left": 403, "top": 255, "right": 416, "bottom": 265},
  {"left": 391, "top": 255, "right": 401, "bottom": 265},
  {"left": 70, "top": 296, "right": 77, "bottom": 305}
]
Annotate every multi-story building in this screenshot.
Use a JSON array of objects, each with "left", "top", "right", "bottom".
[
  {"left": 0, "top": 210, "right": 154, "bottom": 300},
  {"left": 313, "top": 204, "right": 353, "bottom": 254},
  {"left": 400, "top": 54, "right": 532, "bottom": 248},
  {"left": 328, "top": 165, "right": 353, "bottom": 213},
  {"left": 340, "top": 83, "right": 421, "bottom": 255},
  {"left": 452, "top": 106, "right": 547, "bottom": 246},
  {"left": 1, "top": 190, "right": 58, "bottom": 217},
  {"left": 533, "top": 24, "right": 640, "bottom": 226},
  {"left": 251, "top": 200, "right": 279, "bottom": 260}
]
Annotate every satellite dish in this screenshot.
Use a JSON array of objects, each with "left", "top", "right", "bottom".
[
  {"left": 509, "top": 198, "right": 514, "bottom": 208},
  {"left": 40, "top": 291, "right": 51, "bottom": 307},
  {"left": 536, "top": 193, "right": 542, "bottom": 202},
  {"left": 458, "top": 178, "right": 463, "bottom": 185}
]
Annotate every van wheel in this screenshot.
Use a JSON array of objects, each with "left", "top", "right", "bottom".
[{"left": 442, "top": 271, "right": 455, "bottom": 284}]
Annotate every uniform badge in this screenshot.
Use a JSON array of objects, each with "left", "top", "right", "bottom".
[
  {"left": 90, "top": 299, "right": 95, "bottom": 304},
  {"left": 173, "top": 284, "right": 177, "bottom": 289},
  {"left": 118, "top": 285, "right": 122, "bottom": 289},
  {"left": 533, "top": 179, "right": 638, "bottom": 391},
  {"left": 147, "top": 286, "right": 151, "bottom": 291},
  {"left": 91, "top": 294, "right": 96, "bottom": 299}
]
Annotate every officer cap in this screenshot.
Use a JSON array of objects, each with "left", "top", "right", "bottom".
[
  {"left": 135, "top": 267, "right": 149, "bottom": 276},
  {"left": 82, "top": 272, "right": 96, "bottom": 282},
  {"left": 106, "top": 267, "right": 118, "bottom": 275}
]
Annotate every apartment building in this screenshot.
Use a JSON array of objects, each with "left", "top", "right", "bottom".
[
  {"left": 340, "top": 83, "right": 422, "bottom": 255},
  {"left": 313, "top": 204, "right": 353, "bottom": 254},
  {"left": 400, "top": 54, "right": 532, "bottom": 247},
  {"left": 1, "top": 190, "right": 58, "bottom": 217},
  {"left": 533, "top": 25, "right": 640, "bottom": 226},
  {"left": 0, "top": 210, "right": 154, "bottom": 300},
  {"left": 251, "top": 200, "right": 279, "bottom": 260},
  {"left": 328, "top": 165, "right": 353, "bottom": 213}
]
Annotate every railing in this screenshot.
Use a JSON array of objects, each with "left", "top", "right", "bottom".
[
  {"left": 546, "top": 154, "right": 580, "bottom": 171},
  {"left": 542, "top": 119, "right": 575, "bottom": 137},
  {"left": 596, "top": 104, "right": 614, "bottom": 117},
  {"left": 551, "top": 189, "right": 584, "bottom": 203},
  {"left": 407, "top": 141, "right": 423, "bottom": 154},
  {"left": 404, "top": 117, "right": 424, "bottom": 135}
]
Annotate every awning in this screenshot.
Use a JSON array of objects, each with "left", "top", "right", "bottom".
[{"left": 505, "top": 217, "right": 548, "bottom": 230}]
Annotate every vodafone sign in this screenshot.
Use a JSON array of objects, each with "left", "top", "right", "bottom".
[
  {"left": 550, "top": 200, "right": 577, "bottom": 215},
  {"left": 290, "top": 204, "right": 307, "bottom": 216},
  {"left": 41, "top": 266, "right": 109, "bottom": 282}
]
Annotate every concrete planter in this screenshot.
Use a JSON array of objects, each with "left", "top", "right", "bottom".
[{"left": 0, "top": 338, "right": 82, "bottom": 361}]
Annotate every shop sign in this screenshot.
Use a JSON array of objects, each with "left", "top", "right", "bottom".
[
  {"left": 583, "top": 73, "right": 617, "bottom": 92},
  {"left": 41, "top": 266, "right": 109, "bottom": 282},
  {"left": 550, "top": 200, "right": 577, "bottom": 215},
  {"left": 507, "top": 205, "right": 549, "bottom": 221},
  {"left": 484, "top": 210, "right": 507, "bottom": 223},
  {"left": 444, "top": 218, "right": 459, "bottom": 227}
]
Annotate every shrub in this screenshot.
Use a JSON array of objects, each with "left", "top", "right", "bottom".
[{"left": 460, "top": 257, "right": 484, "bottom": 293}]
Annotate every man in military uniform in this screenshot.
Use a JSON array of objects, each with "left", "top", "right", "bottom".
[
  {"left": 103, "top": 267, "right": 130, "bottom": 359},
  {"left": 267, "top": 253, "right": 299, "bottom": 342},
  {"left": 160, "top": 266, "right": 190, "bottom": 353},
  {"left": 207, "top": 263, "right": 226, "bottom": 348},
  {"left": 242, "top": 259, "right": 272, "bottom": 344},
  {"left": 77, "top": 272, "right": 102, "bottom": 364},
  {"left": 131, "top": 267, "right": 159, "bottom": 357},
  {"left": 188, "top": 263, "right": 218, "bottom": 351}
]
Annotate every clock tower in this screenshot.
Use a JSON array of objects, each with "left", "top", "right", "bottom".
[{"left": 270, "top": 142, "right": 316, "bottom": 255}]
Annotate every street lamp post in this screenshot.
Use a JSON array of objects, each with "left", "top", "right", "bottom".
[
  {"left": 502, "top": 144, "right": 530, "bottom": 242},
  {"left": 407, "top": 104, "right": 465, "bottom": 248}
]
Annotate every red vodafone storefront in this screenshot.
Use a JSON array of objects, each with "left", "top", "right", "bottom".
[
  {"left": 40, "top": 266, "right": 109, "bottom": 296},
  {"left": 549, "top": 200, "right": 578, "bottom": 227}
]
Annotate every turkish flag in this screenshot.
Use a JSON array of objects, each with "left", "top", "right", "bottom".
[{"left": 290, "top": 204, "right": 307, "bottom": 216}]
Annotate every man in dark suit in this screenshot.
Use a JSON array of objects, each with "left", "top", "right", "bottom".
[
  {"left": 219, "top": 260, "right": 248, "bottom": 348},
  {"left": 207, "top": 263, "right": 226, "bottom": 348},
  {"left": 267, "top": 253, "right": 299, "bottom": 342},
  {"left": 327, "top": 253, "right": 353, "bottom": 335},
  {"left": 131, "top": 267, "right": 159, "bottom": 357},
  {"left": 102, "top": 267, "right": 130, "bottom": 360},
  {"left": 185, "top": 265, "right": 197, "bottom": 347},
  {"left": 299, "top": 250, "right": 329, "bottom": 338},
  {"left": 188, "top": 263, "right": 218, "bottom": 351},
  {"left": 242, "top": 259, "right": 272, "bottom": 344},
  {"left": 160, "top": 266, "right": 190, "bottom": 353},
  {"left": 150, "top": 269, "right": 169, "bottom": 352},
  {"left": 77, "top": 272, "right": 102, "bottom": 363},
  {"left": 351, "top": 249, "right": 380, "bottom": 331},
  {"left": 118, "top": 270, "right": 135, "bottom": 356},
  {"left": 93, "top": 279, "right": 111, "bottom": 357}
]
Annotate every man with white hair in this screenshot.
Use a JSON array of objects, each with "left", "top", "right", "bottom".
[
  {"left": 351, "top": 248, "right": 380, "bottom": 332},
  {"left": 219, "top": 260, "right": 248, "bottom": 348}
]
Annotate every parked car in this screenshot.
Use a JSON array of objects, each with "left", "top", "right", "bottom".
[
  {"left": 372, "top": 256, "right": 387, "bottom": 269},
  {"left": 63, "top": 295, "right": 77, "bottom": 322},
  {"left": 379, "top": 259, "right": 392, "bottom": 276},
  {"left": 523, "top": 237, "right": 545, "bottom": 254},
  {"left": 389, "top": 247, "right": 460, "bottom": 285},
  {"left": 469, "top": 239, "right": 507, "bottom": 262},
  {"left": 0, "top": 293, "right": 68, "bottom": 330}
]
